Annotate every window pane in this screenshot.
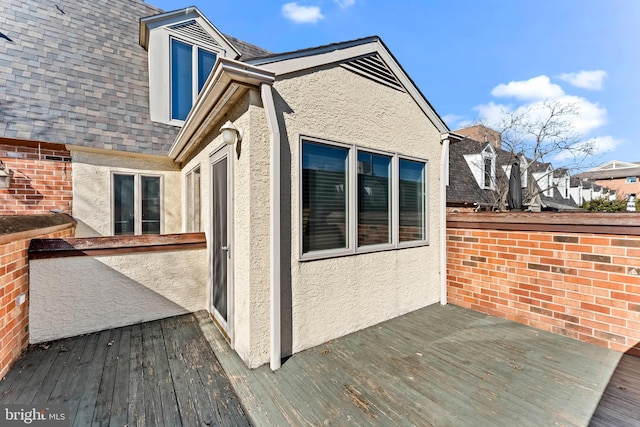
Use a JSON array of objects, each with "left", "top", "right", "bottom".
[
  {"left": 484, "top": 158, "right": 492, "bottom": 188},
  {"left": 171, "top": 39, "right": 192, "bottom": 121},
  {"left": 399, "top": 159, "right": 425, "bottom": 242},
  {"left": 141, "top": 176, "right": 161, "bottom": 234},
  {"left": 186, "top": 168, "right": 201, "bottom": 232},
  {"left": 358, "top": 151, "right": 391, "bottom": 246},
  {"left": 302, "top": 141, "right": 348, "bottom": 253},
  {"left": 198, "top": 49, "right": 217, "bottom": 93},
  {"left": 114, "top": 174, "right": 134, "bottom": 235}
]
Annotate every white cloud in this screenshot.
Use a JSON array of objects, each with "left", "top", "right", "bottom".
[
  {"left": 473, "top": 101, "right": 512, "bottom": 127},
  {"left": 441, "top": 113, "right": 464, "bottom": 127},
  {"left": 473, "top": 96, "right": 607, "bottom": 136},
  {"left": 554, "top": 136, "right": 621, "bottom": 161},
  {"left": 334, "top": 0, "right": 355, "bottom": 8},
  {"left": 282, "top": 2, "right": 324, "bottom": 23},
  {"left": 491, "top": 75, "right": 564, "bottom": 101},
  {"left": 558, "top": 70, "right": 607, "bottom": 90}
]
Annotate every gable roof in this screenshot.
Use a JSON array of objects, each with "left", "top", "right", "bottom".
[
  {"left": 577, "top": 160, "right": 640, "bottom": 180},
  {"left": 248, "top": 36, "right": 450, "bottom": 134},
  {"left": 447, "top": 138, "right": 499, "bottom": 206},
  {"left": 1, "top": 0, "right": 271, "bottom": 156}
]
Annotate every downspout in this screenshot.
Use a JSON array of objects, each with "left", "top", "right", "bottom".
[
  {"left": 439, "top": 135, "right": 451, "bottom": 306},
  {"left": 261, "top": 82, "right": 281, "bottom": 370}
]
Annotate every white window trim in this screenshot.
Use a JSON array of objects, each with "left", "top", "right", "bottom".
[
  {"left": 298, "top": 136, "right": 429, "bottom": 262},
  {"left": 169, "top": 36, "right": 222, "bottom": 124},
  {"left": 185, "top": 165, "right": 202, "bottom": 232},
  {"left": 481, "top": 150, "right": 496, "bottom": 190},
  {"left": 110, "top": 171, "right": 164, "bottom": 236}
]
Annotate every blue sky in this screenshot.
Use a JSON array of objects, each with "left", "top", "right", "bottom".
[{"left": 150, "top": 0, "right": 640, "bottom": 169}]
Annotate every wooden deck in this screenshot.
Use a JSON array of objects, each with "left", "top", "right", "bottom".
[
  {"left": 0, "top": 314, "right": 250, "bottom": 427},
  {"left": 203, "top": 304, "right": 630, "bottom": 427},
  {"left": 590, "top": 353, "right": 640, "bottom": 427},
  {"left": 1, "top": 304, "right": 637, "bottom": 426}
]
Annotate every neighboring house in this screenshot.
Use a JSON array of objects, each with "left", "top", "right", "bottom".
[
  {"left": 569, "top": 176, "right": 615, "bottom": 207},
  {"left": 1, "top": 0, "right": 459, "bottom": 369},
  {"left": 448, "top": 126, "right": 578, "bottom": 212},
  {"left": 576, "top": 160, "right": 640, "bottom": 209}
]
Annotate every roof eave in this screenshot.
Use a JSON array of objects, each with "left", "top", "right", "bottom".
[
  {"left": 250, "top": 36, "right": 449, "bottom": 134},
  {"left": 169, "top": 59, "right": 275, "bottom": 163}
]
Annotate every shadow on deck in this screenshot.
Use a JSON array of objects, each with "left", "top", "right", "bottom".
[
  {"left": 0, "top": 313, "right": 249, "bottom": 426},
  {"left": 1, "top": 304, "right": 638, "bottom": 426}
]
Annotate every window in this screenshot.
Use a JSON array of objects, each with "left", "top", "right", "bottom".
[
  {"left": 302, "top": 142, "right": 349, "bottom": 253},
  {"left": 301, "top": 139, "right": 428, "bottom": 259},
  {"left": 399, "top": 159, "right": 426, "bottom": 242},
  {"left": 358, "top": 151, "right": 391, "bottom": 246},
  {"left": 186, "top": 167, "right": 201, "bottom": 232},
  {"left": 170, "top": 38, "right": 217, "bottom": 121},
  {"left": 112, "top": 173, "right": 162, "bottom": 235},
  {"left": 627, "top": 176, "right": 637, "bottom": 183},
  {"left": 483, "top": 157, "right": 492, "bottom": 189}
]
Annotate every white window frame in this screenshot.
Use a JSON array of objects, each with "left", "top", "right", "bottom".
[
  {"left": 481, "top": 146, "right": 496, "bottom": 190},
  {"left": 185, "top": 165, "right": 202, "bottom": 232},
  {"left": 168, "top": 36, "right": 222, "bottom": 126},
  {"left": 299, "top": 136, "right": 429, "bottom": 261},
  {"left": 111, "top": 172, "right": 164, "bottom": 236}
]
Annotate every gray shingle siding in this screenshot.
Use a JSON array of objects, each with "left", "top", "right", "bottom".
[{"left": 1, "top": 0, "right": 270, "bottom": 156}]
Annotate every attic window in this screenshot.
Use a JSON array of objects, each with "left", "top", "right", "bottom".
[{"left": 170, "top": 38, "right": 217, "bottom": 121}]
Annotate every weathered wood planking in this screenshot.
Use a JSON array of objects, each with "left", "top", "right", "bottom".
[
  {"left": 0, "top": 314, "right": 250, "bottom": 427},
  {"left": 206, "top": 304, "right": 629, "bottom": 427},
  {"left": 590, "top": 353, "right": 640, "bottom": 427}
]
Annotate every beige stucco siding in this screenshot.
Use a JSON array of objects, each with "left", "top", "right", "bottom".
[
  {"left": 180, "top": 91, "right": 271, "bottom": 368},
  {"left": 71, "top": 149, "right": 181, "bottom": 237},
  {"left": 29, "top": 249, "right": 206, "bottom": 343},
  {"left": 275, "top": 65, "right": 443, "bottom": 355}
]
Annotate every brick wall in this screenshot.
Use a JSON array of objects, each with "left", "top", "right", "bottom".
[
  {"left": 0, "top": 222, "right": 75, "bottom": 379},
  {"left": 447, "top": 212, "right": 640, "bottom": 353},
  {"left": 0, "top": 139, "right": 72, "bottom": 215}
]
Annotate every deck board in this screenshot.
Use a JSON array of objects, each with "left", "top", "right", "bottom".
[
  {"left": 0, "top": 314, "right": 250, "bottom": 427},
  {"left": 206, "top": 304, "right": 630, "bottom": 427},
  {"left": 590, "top": 353, "right": 640, "bottom": 426}
]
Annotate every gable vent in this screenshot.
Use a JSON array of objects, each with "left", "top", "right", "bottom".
[
  {"left": 169, "top": 20, "right": 221, "bottom": 50},
  {"left": 340, "top": 54, "right": 405, "bottom": 92}
]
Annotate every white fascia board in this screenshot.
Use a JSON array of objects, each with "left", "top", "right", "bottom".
[
  {"left": 252, "top": 38, "right": 449, "bottom": 134},
  {"left": 139, "top": 6, "right": 241, "bottom": 58},
  {"left": 169, "top": 59, "right": 275, "bottom": 162}
]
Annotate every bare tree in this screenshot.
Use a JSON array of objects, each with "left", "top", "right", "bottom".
[{"left": 478, "top": 100, "right": 596, "bottom": 210}]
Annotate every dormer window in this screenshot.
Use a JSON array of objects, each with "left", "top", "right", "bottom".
[
  {"left": 170, "top": 38, "right": 217, "bottom": 121},
  {"left": 140, "top": 7, "right": 241, "bottom": 126},
  {"left": 481, "top": 146, "right": 496, "bottom": 190}
]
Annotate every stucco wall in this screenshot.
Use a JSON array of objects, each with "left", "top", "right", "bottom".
[
  {"left": 29, "top": 248, "right": 207, "bottom": 343},
  {"left": 275, "top": 65, "right": 444, "bottom": 355},
  {"left": 71, "top": 149, "right": 181, "bottom": 237},
  {"left": 180, "top": 91, "right": 272, "bottom": 368}
]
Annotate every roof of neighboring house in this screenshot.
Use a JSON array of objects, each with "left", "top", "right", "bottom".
[
  {"left": 0, "top": 0, "right": 271, "bottom": 156},
  {"left": 576, "top": 160, "right": 640, "bottom": 180},
  {"left": 447, "top": 138, "right": 499, "bottom": 206}
]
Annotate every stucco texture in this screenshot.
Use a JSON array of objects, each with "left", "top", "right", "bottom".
[
  {"left": 71, "top": 149, "right": 181, "bottom": 237},
  {"left": 275, "top": 65, "right": 443, "bottom": 355},
  {"left": 180, "top": 91, "right": 272, "bottom": 368},
  {"left": 29, "top": 249, "right": 207, "bottom": 343}
]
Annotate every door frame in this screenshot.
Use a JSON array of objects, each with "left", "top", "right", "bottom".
[{"left": 210, "top": 145, "right": 234, "bottom": 346}]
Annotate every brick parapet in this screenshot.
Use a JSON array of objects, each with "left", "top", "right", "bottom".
[
  {"left": 447, "top": 213, "right": 640, "bottom": 353},
  {"left": 0, "top": 139, "right": 72, "bottom": 215},
  {"left": 0, "top": 224, "right": 75, "bottom": 379}
]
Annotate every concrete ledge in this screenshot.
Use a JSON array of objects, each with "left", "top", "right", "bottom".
[
  {"left": 448, "top": 212, "right": 640, "bottom": 236},
  {"left": 0, "top": 214, "right": 76, "bottom": 244},
  {"left": 28, "top": 232, "right": 207, "bottom": 259}
]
